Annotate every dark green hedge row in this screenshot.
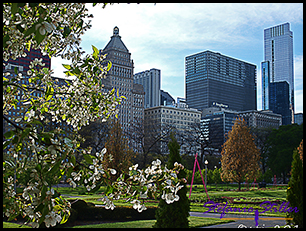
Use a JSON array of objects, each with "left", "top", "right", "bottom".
[{"left": 62, "top": 199, "right": 157, "bottom": 226}]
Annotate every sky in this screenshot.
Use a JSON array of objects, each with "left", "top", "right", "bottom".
[{"left": 52, "top": 3, "right": 303, "bottom": 113}]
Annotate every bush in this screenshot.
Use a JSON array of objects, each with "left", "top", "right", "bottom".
[
  {"left": 67, "top": 199, "right": 157, "bottom": 223},
  {"left": 154, "top": 133, "right": 190, "bottom": 228},
  {"left": 286, "top": 149, "right": 303, "bottom": 228}
]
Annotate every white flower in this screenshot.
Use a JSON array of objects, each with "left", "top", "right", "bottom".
[
  {"left": 44, "top": 211, "right": 62, "bottom": 228},
  {"left": 131, "top": 199, "right": 141, "bottom": 210},
  {"left": 109, "top": 169, "right": 116, "bottom": 175},
  {"left": 102, "top": 196, "right": 115, "bottom": 210},
  {"left": 35, "top": 21, "right": 55, "bottom": 35}
]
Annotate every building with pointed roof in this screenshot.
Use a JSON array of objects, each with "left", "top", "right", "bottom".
[{"left": 100, "top": 27, "right": 144, "bottom": 151}]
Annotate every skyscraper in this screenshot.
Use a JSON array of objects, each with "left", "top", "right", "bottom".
[
  {"left": 262, "top": 22, "right": 294, "bottom": 123},
  {"left": 3, "top": 48, "right": 51, "bottom": 72},
  {"left": 134, "top": 68, "right": 161, "bottom": 109},
  {"left": 100, "top": 26, "right": 145, "bottom": 133},
  {"left": 185, "top": 50, "right": 257, "bottom": 112},
  {"left": 269, "top": 81, "right": 291, "bottom": 125}
]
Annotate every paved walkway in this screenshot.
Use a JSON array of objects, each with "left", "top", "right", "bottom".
[{"left": 190, "top": 211, "right": 288, "bottom": 228}]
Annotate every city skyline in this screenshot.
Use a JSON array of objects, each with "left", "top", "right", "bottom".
[{"left": 51, "top": 3, "right": 303, "bottom": 113}]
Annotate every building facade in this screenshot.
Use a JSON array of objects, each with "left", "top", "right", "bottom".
[
  {"left": 269, "top": 81, "right": 291, "bottom": 125},
  {"left": 3, "top": 48, "right": 51, "bottom": 72},
  {"left": 160, "top": 90, "right": 175, "bottom": 106},
  {"left": 294, "top": 113, "right": 303, "bottom": 125},
  {"left": 144, "top": 103, "right": 201, "bottom": 155},
  {"left": 185, "top": 50, "right": 257, "bottom": 112},
  {"left": 238, "top": 109, "right": 282, "bottom": 128},
  {"left": 201, "top": 106, "right": 282, "bottom": 154},
  {"left": 263, "top": 22, "right": 294, "bottom": 123},
  {"left": 134, "top": 68, "right": 161, "bottom": 109},
  {"left": 100, "top": 26, "right": 145, "bottom": 133}
]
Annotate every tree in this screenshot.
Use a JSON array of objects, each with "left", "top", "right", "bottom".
[
  {"left": 250, "top": 126, "right": 274, "bottom": 174},
  {"left": 298, "top": 139, "right": 303, "bottom": 166},
  {"left": 212, "top": 168, "right": 222, "bottom": 189},
  {"left": 286, "top": 148, "right": 303, "bottom": 227},
  {"left": 103, "top": 118, "right": 135, "bottom": 180},
  {"left": 3, "top": 3, "right": 185, "bottom": 228},
  {"left": 154, "top": 133, "right": 190, "bottom": 228},
  {"left": 266, "top": 124, "right": 303, "bottom": 183},
  {"left": 220, "top": 117, "right": 261, "bottom": 191}
]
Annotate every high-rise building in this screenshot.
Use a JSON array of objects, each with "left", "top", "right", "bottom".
[
  {"left": 134, "top": 68, "right": 161, "bottom": 109},
  {"left": 99, "top": 26, "right": 145, "bottom": 134},
  {"left": 261, "top": 61, "right": 270, "bottom": 110},
  {"left": 185, "top": 50, "right": 257, "bottom": 112},
  {"left": 269, "top": 81, "right": 291, "bottom": 125},
  {"left": 3, "top": 48, "right": 51, "bottom": 72},
  {"left": 262, "top": 22, "right": 294, "bottom": 123},
  {"left": 160, "top": 90, "right": 175, "bottom": 106}
]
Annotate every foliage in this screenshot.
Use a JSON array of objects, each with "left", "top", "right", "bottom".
[
  {"left": 154, "top": 133, "right": 190, "bottom": 228},
  {"left": 220, "top": 117, "right": 261, "bottom": 190},
  {"left": 103, "top": 118, "right": 135, "bottom": 180},
  {"left": 266, "top": 124, "right": 303, "bottom": 183},
  {"left": 3, "top": 3, "right": 185, "bottom": 228},
  {"left": 286, "top": 149, "right": 303, "bottom": 227},
  {"left": 298, "top": 139, "right": 303, "bottom": 166},
  {"left": 212, "top": 168, "right": 222, "bottom": 188}
]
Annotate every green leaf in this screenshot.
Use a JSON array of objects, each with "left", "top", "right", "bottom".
[
  {"left": 92, "top": 45, "right": 99, "bottom": 60},
  {"left": 49, "top": 161, "right": 61, "bottom": 175},
  {"left": 63, "top": 26, "right": 71, "bottom": 38},
  {"left": 4, "top": 130, "right": 15, "bottom": 139},
  {"left": 62, "top": 64, "right": 71, "bottom": 70},
  {"left": 3, "top": 35, "right": 10, "bottom": 49},
  {"left": 40, "top": 185, "right": 47, "bottom": 201},
  {"left": 34, "top": 30, "right": 45, "bottom": 45},
  {"left": 24, "top": 24, "right": 36, "bottom": 38},
  {"left": 45, "top": 86, "right": 54, "bottom": 101},
  {"left": 83, "top": 154, "right": 94, "bottom": 165}
]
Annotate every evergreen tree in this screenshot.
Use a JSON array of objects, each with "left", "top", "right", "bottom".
[
  {"left": 286, "top": 148, "right": 303, "bottom": 227},
  {"left": 153, "top": 133, "right": 190, "bottom": 228}
]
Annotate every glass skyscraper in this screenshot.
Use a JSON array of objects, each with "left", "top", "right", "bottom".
[
  {"left": 262, "top": 22, "right": 294, "bottom": 123},
  {"left": 185, "top": 50, "right": 257, "bottom": 112},
  {"left": 134, "top": 68, "right": 161, "bottom": 109}
]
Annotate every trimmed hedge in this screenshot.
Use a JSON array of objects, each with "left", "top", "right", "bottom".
[{"left": 67, "top": 199, "right": 157, "bottom": 222}]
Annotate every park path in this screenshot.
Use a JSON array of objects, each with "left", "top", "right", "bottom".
[{"left": 190, "top": 211, "right": 288, "bottom": 228}]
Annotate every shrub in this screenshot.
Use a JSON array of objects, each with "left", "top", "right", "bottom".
[
  {"left": 154, "top": 133, "right": 190, "bottom": 228},
  {"left": 286, "top": 149, "right": 303, "bottom": 228},
  {"left": 67, "top": 199, "right": 157, "bottom": 223}
]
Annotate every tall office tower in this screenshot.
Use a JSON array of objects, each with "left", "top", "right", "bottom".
[
  {"left": 100, "top": 26, "right": 145, "bottom": 134},
  {"left": 134, "top": 68, "right": 161, "bottom": 108},
  {"left": 3, "top": 48, "right": 51, "bottom": 72},
  {"left": 261, "top": 61, "right": 270, "bottom": 110},
  {"left": 269, "top": 81, "right": 291, "bottom": 125},
  {"left": 185, "top": 50, "right": 257, "bottom": 112},
  {"left": 263, "top": 22, "right": 294, "bottom": 123}
]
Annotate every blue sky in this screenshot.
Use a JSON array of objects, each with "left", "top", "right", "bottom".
[{"left": 52, "top": 3, "right": 303, "bottom": 113}]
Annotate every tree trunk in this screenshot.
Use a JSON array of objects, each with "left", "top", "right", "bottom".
[{"left": 238, "top": 181, "right": 241, "bottom": 191}]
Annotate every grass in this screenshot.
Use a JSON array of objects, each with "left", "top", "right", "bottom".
[{"left": 3, "top": 222, "right": 31, "bottom": 228}]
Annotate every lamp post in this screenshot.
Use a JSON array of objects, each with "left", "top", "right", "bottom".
[{"left": 205, "top": 160, "right": 208, "bottom": 187}]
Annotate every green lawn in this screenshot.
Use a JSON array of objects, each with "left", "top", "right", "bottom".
[{"left": 3, "top": 222, "right": 31, "bottom": 228}]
